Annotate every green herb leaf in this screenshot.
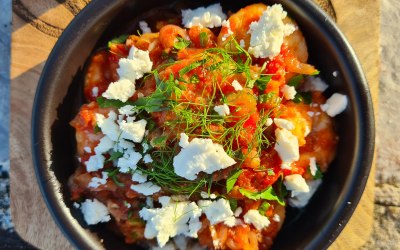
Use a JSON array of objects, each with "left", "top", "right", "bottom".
[
  {"left": 179, "top": 60, "right": 205, "bottom": 76},
  {"left": 258, "top": 201, "right": 270, "bottom": 216},
  {"left": 311, "top": 70, "right": 320, "bottom": 76},
  {"left": 104, "top": 168, "right": 119, "bottom": 177},
  {"left": 255, "top": 75, "right": 271, "bottom": 92},
  {"left": 226, "top": 169, "right": 243, "bottom": 193},
  {"left": 228, "top": 199, "right": 238, "bottom": 211},
  {"left": 267, "top": 168, "right": 275, "bottom": 176},
  {"left": 190, "top": 74, "right": 200, "bottom": 84},
  {"left": 308, "top": 164, "right": 324, "bottom": 180},
  {"left": 287, "top": 74, "right": 304, "bottom": 88},
  {"left": 97, "top": 97, "right": 130, "bottom": 108},
  {"left": 173, "top": 37, "right": 191, "bottom": 50},
  {"left": 105, "top": 151, "right": 124, "bottom": 163},
  {"left": 292, "top": 92, "right": 312, "bottom": 104},
  {"left": 112, "top": 175, "right": 125, "bottom": 187},
  {"left": 108, "top": 34, "right": 129, "bottom": 48},
  {"left": 151, "top": 136, "right": 168, "bottom": 148},
  {"left": 239, "top": 186, "right": 285, "bottom": 206},
  {"left": 199, "top": 32, "right": 208, "bottom": 48},
  {"left": 94, "top": 124, "right": 101, "bottom": 134}
]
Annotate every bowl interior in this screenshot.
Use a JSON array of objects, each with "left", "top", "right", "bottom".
[{"left": 32, "top": 0, "right": 374, "bottom": 249}]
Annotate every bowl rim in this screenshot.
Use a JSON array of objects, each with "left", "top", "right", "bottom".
[{"left": 31, "top": 0, "right": 375, "bottom": 249}]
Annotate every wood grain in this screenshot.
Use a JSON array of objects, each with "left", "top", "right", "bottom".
[{"left": 9, "top": 1, "right": 379, "bottom": 249}]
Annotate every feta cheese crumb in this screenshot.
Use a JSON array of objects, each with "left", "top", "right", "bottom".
[
  {"left": 273, "top": 214, "right": 280, "bottom": 222},
  {"left": 198, "top": 199, "right": 236, "bottom": 227},
  {"left": 88, "top": 172, "right": 108, "bottom": 188},
  {"left": 266, "top": 118, "right": 273, "bottom": 127},
  {"left": 274, "top": 128, "right": 299, "bottom": 169},
  {"left": 117, "top": 46, "right": 153, "bottom": 82},
  {"left": 231, "top": 80, "right": 243, "bottom": 91},
  {"left": 282, "top": 85, "right": 297, "bottom": 100},
  {"left": 181, "top": 3, "right": 227, "bottom": 28},
  {"left": 143, "top": 154, "right": 153, "bottom": 163},
  {"left": 96, "top": 112, "right": 120, "bottom": 141},
  {"left": 139, "top": 21, "right": 151, "bottom": 34},
  {"left": 80, "top": 199, "right": 111, "bottom": 225},
  {"left": 239, "top": 39, "right": 245, "bottom": 48},
  {"left": 289, "top": 179, "right": 322, "bottom": 208},
  {"left": 119, "top": 105, "right": 137, "bottom": 116},
  {"left": 73, "top": 202, "right": 80, "bottom": 209},
  {"left": 247, "top": 4, "right": 296, "bottom": 58},
  {"left": 94, "top": 136, "right": 114, "bottom": 154},
  {"left": 243, "top": 210, "right": 270, "bottom": 230},
  {"left": 92, "top": 87, "right": 99, "bottom": 97},
  {"left": 320, "top": 93, "right": 348, "bottom": 117},
  {"left": 302, "top": 77, "right": 329, "bottom": 92},
  {"left": 200, "top": 191, "right": 217, "bottom": 199},
  {"left": 85, "top": 154, "right": 105, "bottom": 172},
  {"left": 173, "top": 133, "right": 236, "bottom": 180},
  {"left": 234, "top": 207, "right": 243, "bottom": 217},
  {"left": 221, "top": 20, "right": 233, "bottom": 41},
  {"left": 131, "top": 182, "right": 161, "bottom": 196},
  {"left": 132, "top": 171, "right": 148, "bottom": 183},
  {"left": 83, "top": 146, "right": 92, "bottom": 153},
  {"left": 284, "top": 174, "right": 310, "bottom": 197},
  {"left": 117, "top": 149, "right": 142, "bottom": 173},
  {"left": 309, "top": 157, "right": 317, "bottom": 176},
  {"left": 139, "top": 200, "right": 202, "bottom": 247},
  {"left": 102, "top": 79, "right": 136, "bottom": 102},
  {"left": 274, "top": 118, "right": 295, "bottom": 130},
  {"left": 214, "top": 104, "right": 230, "bottom": 116},
  {"left": 120, "top": 119, "right": 147, "bottom": 143}
]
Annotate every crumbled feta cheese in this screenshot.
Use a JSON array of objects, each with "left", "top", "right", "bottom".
[
  {"left": 139, "top": 200, "right": 202, "bottom": 247},
  {"left": 239, "top": 39, "right": 245, "bottom": 48},
  {"left": 83, "top": 146, "right": 92, "bottom": 153},
  {"left": 119, "top": 105, "right": 137, "bottom": 116},
  {"left": 96, "top": 112, "right": 120, "bottom": 141},
  {"left": 282, "top": 85, "right": 297, "bottom": 100},
  {"left": 273, "top": 214, "right": 280, "bottom": 222},
  {"left": 142, "top": 142, "right": 150, "bottom": 153},
  {"left": 181, "top": 3, "right": 227, "bottom": 28},
  {"left": 80, "top": 199, "right": 111, "bottom": 225},
  {"left": 234, "top": 207, "right": 243, "bottom": 217},
  {"left": 73, "top": 202, "right": 80, "bottom": 209},
  {"left": 92, "top": 87, "right": 99, "bottom": 97},
  {"left": 132, "top": 171, "right": 148, "bottom": 183},
  {"left": 102, "top": 79, "right": 136, "bottom": 102},
  {"left": 320, "top": 93, "right": 348, "bottom": 117},
  {"left": 214, "top": 104, "right": 230, "bottom": 116},
  {"left": 94, "top": 136, "right": 114, "bottom": 154},
  {"left": 85, "top": 154, "right": 105, "bottom": 172},
  {"left": 117, "top": 149, "right": 142, "bottom": 173},
  {"left": 120, "top": 119, "right": 147, "bottom": 143},
  {"left": 309, "top": 157, "right": 317, "bottom": 176},
  {"left": 274, "top": 128, "right": 299, "bottom": 169},
  {"left": 221, "top": 20, "right": 233, "bottom": 41},
  {"left": 146, "top": 197, "right": 154, "bottom": 208},
  {"left": 266, "top": 118, "right": 273, "bottom": 127},
  {"left": 302, "top": 77, "right": 329, "bottom": 92},
  {"left": 115, "top": 139, "right": 135, "bottom": 151},
  {"left": 88, "top": 172, "right": 108, "bottom": 188},
  {"left": 198, "top": 199, "right": 236, "bottom": 227},
  {"left": 143, "top": 154, "right": 153, "bottom": 163},
  {"left": 247, "top": 4, "right": 296, "bottom": 58},
  {"left": 243, "top": 210, "right": 270, "bottom": 230},
  {"left": 117, "top": 46, "right": 153, "bottom": 82},
  {"left": 274, "top": 118, "right": 295, "bottom": 130},
  {"left": 173, "top": 235, "right": 188, "bottom": 250},
  {"left": 173, "top": 133, "right": 236, "bottom": 180},
  {"left": 231, "top": 80, "right": 243, "bottom": 91},
  {"left": 200, "top": 192, "right": 217, "bottom": 199},
  {"left": 284, "top": 174, "right": 310, "bottom": 197},
  {"left": 131, "top": 182, "right": 161, "bottom": 196},
  {"left": 139, "top": 21, "right": 151, "bottom": 34},
  {"left": 289, "top": 179, "right": 322, "bottom": 208}
]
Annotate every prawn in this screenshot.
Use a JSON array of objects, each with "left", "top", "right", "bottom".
[{"left": 158, "top": 24, "right": 188, "bottom": 50}]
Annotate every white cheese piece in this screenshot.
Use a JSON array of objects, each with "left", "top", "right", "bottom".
[
  {"left": 231, "top": 80, "right": 243, "bottom": 91},
  {"left": 274, "top": 118, "right": 295, "bottom": 130},
  {"left": 118, "top": 105, "right": 137, "bottom": 116},
  {"left": 221, "top": 20, "right": 233, "bottom": 41},
  {"left": 198, "top": 199, "right": 236, "bottom": 227},
  {"left": 214, "top": 104, "right": 230, "bottom": 116},
  {"left": 85, "top": 154, "right": 105, "bottom": 172},
  {"left": 73, "top": 202, "right": 80, "bottom": 209},
  {"left": 146, "top": 197, "right": 154, "bottom": 208},
  {"left": 289, "top": 179, "right": 322, "bottom": 208},
  {"left": 282, "top": 85, "right": 297, "bottom": 100},
  {"left": 117, "top": 149, "right": 142, "bottom": 173},
  {"left": 92, "top": 87, "right": 99, "bottom": 97},
  {"left": 94, "top": 136, "right": 114, "bottom": 154},
  {"left": 102, "top": 79, "right": 135, "bottom": 102},
  {"left": 88, "top": 172, "right": 108, "bottom": 188},
  {"left": 96, "top": 112, "right": 120, "bottom": 141},
  {"left": 302, "top": 76, "right": 329, "bottom": 92},
  {"left": 143, "top": 154, "right": 153, "bottom": 163},
  {"left": 247, "top": 4, "right": 296, "bottom": 58},
  {"left": 151, "top": 243, "right": 176, "bottom": 250},
  {"left": 284, "top": 174, "right": 310, "bottom": 197},
  {"left": 273, "top": 214, "right": 281, "bottom": 222},
  {"left": 239, "top": 39, "right": 245, "bottom": 48},
  {"left": 131, "top": 182, "right": 161, "bottom": 196},
  {"left": 139, "top": 200, "right": 202, "bottom": 247},
  {"left": 80, "top": 199, "right": 111, "bottom": 225},
  {"left": 132, "top": 171, "right": 148, "bottom": 184},
  {"left": 200, "top": 192, "right": 217, "bottom": 199},
  {"left": 243, "top": 210, "right": 270, "bottom": 230},
  {"left": 266, "top": 118, "right": 273, "bottom": 127},
  {"left": 83, "top": 146, "right": 92, "bottom": 153},
  {"left": 309, "top": 157, "right": 317, "bottom": 176},
  {"left": 274, "top": 128, "right": 299, "bottom": 169},
  {"left": 117, "top": 46, "right": 153, "bottom": 82},
  {"left": 114, "top": 139, "right": 135, "bottom": 152},
  {"left": 173, "top": 235, "right": 188, "bottom": 250},
  {"left": 234, "top": 207, "right": 243, "bottom": 217},
  {"left": 142, "top": 142, "right": 150, "bottom": 153},
  {"left": 120, "top": 119, "right": 147, "bottom": 143},
  {"left": 320, "top": 93, "right": 348, "bottom": 117},
  {"left": 181, "top": 3, "right": 227, "bottom": 28},
  {"left": 139, "top": 21, "right": 151, "bottom": 34},
  {"left": 173, "top": 133, "right": 236, "bottom": 180}
]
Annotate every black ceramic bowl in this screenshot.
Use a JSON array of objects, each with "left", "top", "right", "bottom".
[{"left": 32, "top": 0, "right": 375, "bottom": 249}]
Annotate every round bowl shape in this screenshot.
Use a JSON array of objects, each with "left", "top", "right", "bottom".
[{"left": 32, "top": 0, "right": 375, "bottom": 249}]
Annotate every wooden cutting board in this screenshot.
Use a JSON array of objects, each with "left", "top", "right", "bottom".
[{"left": 10, "top": 0, "right": 379, "bottom": 249}]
